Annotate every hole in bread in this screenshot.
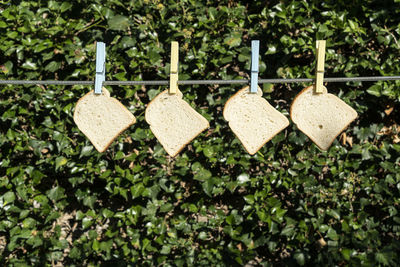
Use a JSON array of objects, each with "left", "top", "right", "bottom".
[{"left": 318, "top": 125, "right": 323, "bottom": 129}]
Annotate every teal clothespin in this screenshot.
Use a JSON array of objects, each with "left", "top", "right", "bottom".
[
  {"left": 95, "top": 42, "right": 106, "bottom": 94},
  {"left": 250, "top": 40, "right": 259, "bottom": 93}
]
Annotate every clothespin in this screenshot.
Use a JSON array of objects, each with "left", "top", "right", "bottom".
[
  {"left": 315, "top": 40, "right": 326, "bottom": 93},
  {"left": 169, "top": 41, "right": 179, "bottom": 94},
  {"left": 95, "top": 42, "right": 106, "bottom": 95},
  {"left": 250, "top": 40, "right": 260, "bottom": 93}
]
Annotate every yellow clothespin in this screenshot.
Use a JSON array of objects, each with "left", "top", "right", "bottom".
[
  {"left": 315, "top": 40, "right": 326, "bottom": 93},
  {"left": 169, "top": 41, "right": 179, "bottom": 94}
]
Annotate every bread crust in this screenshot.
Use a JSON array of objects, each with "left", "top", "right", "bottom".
[
  {"left": 73, "top": 88, "right": 135, "bottom": 153},
  {"left": 290, "top": 85, "right": 357, "bottom": 150}
]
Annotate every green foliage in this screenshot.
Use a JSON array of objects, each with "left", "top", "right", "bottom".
[{"left": 1, "top": 0, "right": 400, "bottom": 265}]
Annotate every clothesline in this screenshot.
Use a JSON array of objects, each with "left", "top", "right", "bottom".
[{"left": 0, "top": 75, "right": 400, "bottom": 86}]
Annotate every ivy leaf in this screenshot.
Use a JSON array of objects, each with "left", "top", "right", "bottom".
[
  {"left": 22, "top": 60, "right": 37, "bottom": 70},
  {"left": 375, "top": 252, "right": 389, "bottom": 265},
  {"left": 294, "top": 251, "right": 305, "bottom": 266},
  {"left": 108, "top": 15, "right": 130, "bottom": 31},
  {"left": 47, "top": 186, "right": 65, "bottom": 202},
  {"left": 198, "top": 232, "right": 208, "bottom": 240},
  {"left": 194, "top": 169, "right": 212, "bottom": 182},
  {"left": 224, "top": 33, "right": 242, "bottom": 48},
  {"left": 341, "top": 248, "right": 351, "bottom": 260},
  {"left": 45, "top": 61, "right": 61, "bottom": 72},
  {"left": 160, "top": 245, "right": 171, "bottom": 254},
  {"left": 60, "top": 2, "right": 72, "bottom": 13},
  {"left": 327, "top": 209, "right": 340, "bottom": 220},
  {"left": 55, "top": 156, "right": 68, "bottom": 170},
  {"left": 367, "top": 84, "right": 381, "bottom": 97},
  {"left": 82, "top": 217, "right": 93, "bottom": 229},
  {"left": 79, "top": 146, "right": 93, "bottom": 158},
  {"left": 3, "top": 191, "right": 15, "bottom": 205}
]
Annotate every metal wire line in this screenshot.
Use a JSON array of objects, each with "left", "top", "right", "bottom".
[{"left": 0, "top": 76, "right": 400, "bottom": 85}]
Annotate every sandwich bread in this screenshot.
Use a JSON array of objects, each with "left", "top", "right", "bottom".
[
  {"left": 223, "top": 86, "right": 289, "bottom": 155},
  {"left": 290, "top": 85, "right": 357, "bottom": 150},
  {"left": 145, "top": 89, "right": 209, "bottom": 157},
  {"left": 74, "top": 88, "right": 136, "bottom": 152}
]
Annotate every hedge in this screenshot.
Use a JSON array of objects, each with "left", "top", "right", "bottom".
[{"left": 1, "top": 0, "right": 400, "bottom": 265}]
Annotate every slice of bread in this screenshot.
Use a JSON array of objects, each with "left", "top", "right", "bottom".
[
  {"left": 73, "top": 88, "right": 136, "bottom": 152},
  {"left": 290, "top": 85, "right": 357, "bottom": 150},
  {"left": 223, "top": 86, "right": 289, "bottom": 155},
  {"left": 145, "top": 89, "right": 209, "bottom": 157}
]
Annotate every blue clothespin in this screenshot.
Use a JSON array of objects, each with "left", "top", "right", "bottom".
[
  {"left": 95, "top": 42, "right": 106, "bottom": 94},
  {"left": 250, "top": 40, "right": 260, "bottom": 93}
]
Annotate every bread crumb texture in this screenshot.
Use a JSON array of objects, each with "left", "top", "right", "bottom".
[
  {"left": 145, "top": 89, "right": 209, "bottom": 157},
  {"left": 291, "top": 85, "right": 357, "bottom": 150},
  {"left": 223, "top": 86, "right": 289, "bottom": 155},
  {"left": 73, "top": 88, "right": 136, "bottom": 152}
]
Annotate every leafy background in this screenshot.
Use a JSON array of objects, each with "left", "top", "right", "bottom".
[{"left": 1, "top": 0, "right": 400, "bottom": 265}]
